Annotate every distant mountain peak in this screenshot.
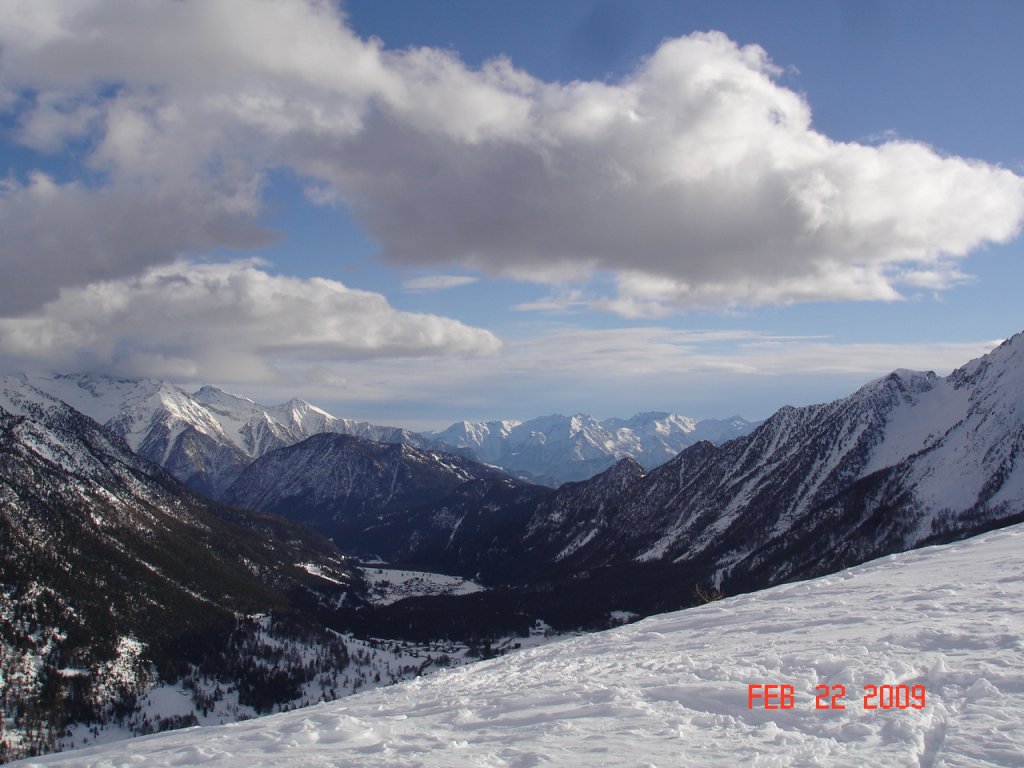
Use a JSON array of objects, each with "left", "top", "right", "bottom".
[
  {"left": 430, "top": 409, "right": 756, "bottom": 486},
  {"left": 194, "top": 383, "right": 253, "bottom": 401}
]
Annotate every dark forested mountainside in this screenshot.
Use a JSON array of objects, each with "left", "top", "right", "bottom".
[
  {"left": 0, "top": 377, "right": 366, "bottom": 761},
  {"left": 225, "top": 434, "right": 510, "bottom": 552}
]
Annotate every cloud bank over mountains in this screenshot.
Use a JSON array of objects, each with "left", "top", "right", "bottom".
[
  {"left": 0, "top": 260, "right": 501, "bottom": 381},
  {"left": 1, "top": 0, "right": 1021, "bottom": 380}
]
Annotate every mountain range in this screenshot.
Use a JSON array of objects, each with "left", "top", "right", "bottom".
[
  {"left": 20, "top": 374, "right": 434, "bottom": 496},
  {"left": 426, "top": 412, "right": 756, "bottom": 485},
  {"left": 20, "top": 374, "right": 756, "bottom": 494},
  {"left": 5, "top": 331, "right": 1024, "bottom": 761},
  {"left": 227, "top": 331, "right": 1024, "bottom": 632},
  {"left": 14, "top": 332, "right": 1024, "bottom": 609}
]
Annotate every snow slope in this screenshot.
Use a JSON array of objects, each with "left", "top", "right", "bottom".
[{"left": 17, "top": 523, "right": 1024, "bottom": 767}]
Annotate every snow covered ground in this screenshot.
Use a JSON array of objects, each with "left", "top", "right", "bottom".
[
  {"left": 360, "top": 566, "right": 486, "bottom": 605},
  {"left": 15, "top": 524, "right": 1024, "bottom": 767},
  {"left": 46, "top": 626, "right": 529, "bottom": 756}
]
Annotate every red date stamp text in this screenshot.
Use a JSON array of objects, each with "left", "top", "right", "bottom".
[{"left": 747, "top": 683, "right": 926, "bottom": 710}]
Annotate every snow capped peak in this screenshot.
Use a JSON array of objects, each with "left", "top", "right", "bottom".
[
  {"left": 948, "top": 331, "right": 1024, "bottom": 393},
  {"left": 22, "top": 373, "right": 413, "bottom": 494},
  {"left": 863, "top": 367, "right": 938, "bottom": 394},
  {"left": 193, "top": 385, "right": 257, "bottom": 409},
  {"left": 603, "top": 411, "right": 699, "bottom": 440},
  {"left": 429, "top": 410, "right": 757, "bottom": 486},
  {"left": 848, "top": 369, "right": 942, "bottom": 419},
  {"left": 31, "top": 373, "right": 181, "bottom": 423},
  {"left": 264, "top": 397, "right": 338, "bottom": 434},
  {"left": 429, "top": 418, "right": 524, "bottom": 459},
  {"left": 567, "top": 413, "right": 600, "bottom": 435}
]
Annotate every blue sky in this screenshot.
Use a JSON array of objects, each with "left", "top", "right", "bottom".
[{"left": 1, "top": 1, "right": 1022, "bottom": 428}]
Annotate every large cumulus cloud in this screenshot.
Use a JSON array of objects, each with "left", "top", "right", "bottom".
[
  {"left": 0, "top": 260, "right": 501, "bottom": 381},
  {"left": 2, "top": 0, "right": 1022, "bottom": 319}
]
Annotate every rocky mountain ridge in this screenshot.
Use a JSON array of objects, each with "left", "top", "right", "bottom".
[
  {"left": 225, "top": 433, "right": 509, "bottom": 552},
  {"left": 513, "top": 332, "right": 1024, "bottom": 587}
]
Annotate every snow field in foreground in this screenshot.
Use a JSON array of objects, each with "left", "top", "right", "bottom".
[{"left": 16, "top": 524, "right": 1024, "bottom": 767}]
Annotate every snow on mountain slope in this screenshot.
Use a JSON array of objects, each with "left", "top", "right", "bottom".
[
  {"left": 191, "top": 385, "right": 300, "bottom": 457},
  {"left": 29, "top": 374, "right": 225, "bottom": 451},
  {"left": 905, "top": 335, "right": 1024, "bottom": 516},
  {"left": 511, "top": 332, "right": 1024, "bottom": 586},
  {"left": 24, "top": 375, "right": 251, "bottom": 494},
  {"left": 430, "top": 411, "right": 757, "bottom": 486},
  {"left": 429, "top": 419, "right": 522, "bottom": 464},
  {"left": 23, "top": 375, "right": 434, "bottom": 496},
  {"left": 224, "top": 434, "right": 511, "bottom": 555},
  {"left": 192, "top": 386, "right": 431, "bottom": 458},
  {"left": 0, "top": 374, "right": 155, "bottom": 480},
  {"left": 26, "top": 373, "right": 755, "bottom": 492},
  {"left": 18, "top": 522, "right": 1024, "bottom": 768}
]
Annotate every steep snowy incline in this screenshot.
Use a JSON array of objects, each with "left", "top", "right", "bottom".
[
  {"left": 19, "top": 523, "right": 1024, "bottom": 767},
  {"left": 25, "top": 375, "right": 253, "bottom": 494},
  {"left": 905, "top": 332, "right": 1024, "bottom": 516}
]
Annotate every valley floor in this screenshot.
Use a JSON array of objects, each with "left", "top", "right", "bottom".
[
  {"left": 13, "top": 523, "right": 1024, "bottom": 766},
  {"left": 358, "top": 565, "right": 486, "bottom": 605}
]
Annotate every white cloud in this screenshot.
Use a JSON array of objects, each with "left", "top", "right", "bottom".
[
  {"left": 0, "top": 170, "right": 271, "bottom": 313},
  {"left": 402, "top": 275, "right": 479, "bottom": 292},
  {"left": 1, "top": 0, "right": 1022, "bottom": 320},
  {"left": 490, "top": 328, "right": 997, "bottom": 380},
  {"left": 322, "top": 32, "right": 1024, "bottom": 313},
  {"left": 248, "top": 326, "right": 998, "bottom": 426},
  {"left": 0, "top": 260, "right": 501, "bottom": 381},
  {"left": 511, "top": 289, "right": 589, "bottom": 313}
]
